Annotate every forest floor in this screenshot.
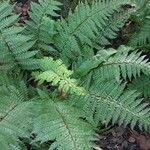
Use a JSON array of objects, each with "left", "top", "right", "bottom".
[
  {"left": 98, "top": 126, "right": 150, "bottom": 150},
  {"left": 12, "top": 0, "right": 150, "bottom": 149}
]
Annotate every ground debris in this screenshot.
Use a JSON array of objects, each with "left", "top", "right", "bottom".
[{"left": 98, "top": 126, "right": 139, "bottom": 150}]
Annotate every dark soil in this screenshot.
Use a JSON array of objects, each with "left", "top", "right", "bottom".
[{"left": 98, "top": 126, "right": 150, "bottom": 150}]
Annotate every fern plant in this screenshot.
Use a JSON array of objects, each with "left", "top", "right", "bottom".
[
  {"left": 25, "top": 0, "right": 61, "bottom": 55},
  {"left": 128, "top": 75, "right": 150, "bottom": 98},
  {"left": 128, "top": 0, "right": 150, "bottom": 50},
  {"left": 33, "top": 57, "right": 85, "bottom": 95},
  {"left": 93, "top": 46, "right": 150, "bottom": 81},
  {"left": 69, "top": 78, "right": 150, "bottom": 129},
  {"left": 0, "top": 2, "right": 39, "bottom": 70},
  {"left": 0, "top": 0, "right": 150, "bottom": 150},
  {"left": 33, "top": 90, "right": 95, "bottom": 150},
  {"left": 0, "top": 74, "right": 35, "bottom": 149},
  {"left": 55, "top": 0, "right": 133, "bottom": 63}
]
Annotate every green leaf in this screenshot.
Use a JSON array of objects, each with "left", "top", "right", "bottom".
[
  {"left": 33, "top": 92, "right": 95, "bottom": 150},
  {"left": 33, "top": 57, "right": 85, "bottom": 95}
]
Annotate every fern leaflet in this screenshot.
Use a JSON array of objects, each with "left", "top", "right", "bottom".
[
  {"left": 33, "top": 90, "right": 95, "bottom": 150},
  {"left": 33, "top": 57, "right": 85, "bottom": 95}
]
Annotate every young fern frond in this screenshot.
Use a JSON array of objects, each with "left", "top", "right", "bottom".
[
  {"left": 33, "top": 90, "right": 95, "bottom": 150},
  {"left": 33, "top": 57, "right": 85, "bottom": 95},
  {"left": 55, "top": 0, "right": 132, "bottom": 62},
  {"left": 0, "top": 2, "right": 39, "bottom": 70},
  {"left": 0, "top": 81, "right": 34, "bottom": 150},
  {"left": 128, "top": 75, "right": 150, "bottom": 98},
  {"left": 26, "top": 0, "right": 61, "bottom": 54},
  {"left": 94, "top": 46, "right": 150, "bottom": 81},
  {"left": 70, "top": 79, "right": 150, "bottom": 130}
]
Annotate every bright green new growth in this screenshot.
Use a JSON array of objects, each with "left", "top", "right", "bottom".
[{"left": 33, "top": 57, "right": 85, "bottom": 95}]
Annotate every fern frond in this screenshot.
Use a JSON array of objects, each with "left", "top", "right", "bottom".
[
  {"left": 128, "top": 75, "right": 150, "bottom": 98},
  {"left": 0, "top": 2, "right": 39, "bottom": 70},
  {"left": 55, "top": 0, "right": 132, "bottom": 61},
  {"left": 33, "top": 57, "right": 85, "bottom": 95},
  {"left": 70, "top": 78, "right": 150, "bottom": 130},
  {"left": 128, "top": 0, "right": 150, "bottom": 48},
  {"left": 129, "top": 17, "right": 150, "bottom": 47},
  {"left": 25, "top": 0, "right": 61, "bottom": 54},
  {"left": 33, "top": 90, "right": 95, "bottom": 150},
  {"left": 0, "top": 70, "right": 20, "bottom": 86},
  {"left": 0, "top": 81, "right": 34, "bottom": 150},
  {"left": 94, "top": 46, "right": 150, "bottom": 81},
  {"left": 94, "top": 10, "right": 131, "bottom": 47},
  {"left": 133, "top": 0, "right": 149, "bottom": 9},
  {"left": 74, "top": 48, "right": 117, "bottom": 78}
]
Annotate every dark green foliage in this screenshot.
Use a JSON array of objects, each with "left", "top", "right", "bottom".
[
  {"left": 128, "top": 75, "right": 150, "bottom": 98},
  {"left": 74, "top": 48, "right": 117, "bottom": 78},
  {"left": 128, "top": 0, "right": 150, "bottom": 50},
  {"left": 0, "top": 0, "right": 150, "bottom": 150},
  {"left": 93, "top": 46, "right": 150, "bottom": 81},
  {"left": 70, "top": 79, "right": 150, "bottom": 130},
  {"left": 33, "top": 90, "right": 95, "bottom": 150},
  {"left": 55, "top": 0, "right": 133, "bottom": 63},
  {"left": 59, "top": 0, "right": 93, "bottom": 17},
  {"left": 94, "top": 10, "right": 132, "bottom": 47},
  {"left": 0, "top": 74, "right": 35, "bottom": 149},
  {"left": 0, "top": 2, "right": 39, "bottom": 70},
  {"left": 25, "top": 0, "right": 61, "bottom": 55}
]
